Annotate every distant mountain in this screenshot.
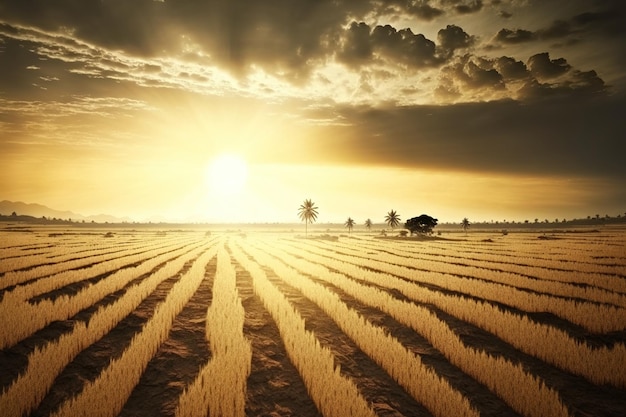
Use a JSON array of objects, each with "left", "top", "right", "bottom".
[{"left": 0, "top": 200, "right": 132, "bottom": 223}]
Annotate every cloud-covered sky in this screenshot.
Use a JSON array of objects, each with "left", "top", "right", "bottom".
[{"left": 1, "top": 0, "right": 624, "bottom": 223}]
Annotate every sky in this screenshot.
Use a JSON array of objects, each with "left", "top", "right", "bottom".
[{"left": 1, "top": 0, "right": 625, "bottom": 224}]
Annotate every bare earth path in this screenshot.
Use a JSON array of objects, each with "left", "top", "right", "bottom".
[{"left": 118, "top": 255, "right": 217, "bottom": 417}]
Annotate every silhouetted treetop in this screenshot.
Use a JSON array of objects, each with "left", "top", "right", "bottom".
[
  {"left": 405, "top": 214, "right": 438, "bottom": 235},
  {"left": 385, "top": 210, "right": 401, "bottom": 230}
]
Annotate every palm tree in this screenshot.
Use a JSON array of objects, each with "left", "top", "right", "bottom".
[
  {"left": 364, "top": 218, "right": 372, "bottom": 231},
  {"left": 461, "top": 217, "right": 470, "bottom": 235},
  {"left": 345, "top": 217, "right": 355, "bottom": 234},
  {"left": 298, "top": 199, "right": 318, "bottom": 237},
  {"left": 385, "top": 210, "right": 401, "bottom": 230}
]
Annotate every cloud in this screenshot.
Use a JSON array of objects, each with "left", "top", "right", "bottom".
[
  {"left": 375, "top": 0, "right": 489, "bottom": 20},
  {"left": 446, "top": 0, "right": 483, "bottom": 14},
  {"left": 337, "top": 22, "right": 373, "bottom": 65},
  {"left": 570, "top": 4, "right": 626, "bottom": 36},
  {"left": 537, "top": 20, "right": 573, "bottom": 40},
  {"left": 494, "top": 28, "right": 535, "bottom": 44},
  {"left": 377, "top": 1, "right": 444, "bottom": 21},
  {"left": 517, "top": 70, "right": 607, "bottom": 101},
  {"left": 437, "top": 25, "right": 474, "bottom": 57},
  {"left": 435, "top": 50, "right": 607, "bottom": 103},
  {"left": 371, "top": 25, "right": 439, "bottom": 67},
  {"left": 310, "top": 93, "right": 626, "bottom": 179},
  {"left": 442, "top": 55, "right": 504, "bottom": 90},
  {"left": 377, "top": 0, "right": 484, "bottom": 17},
  {"left": 338, "top": 22, "right": 441, "bottom": 70},
  {"left": 491, "top": 1, "right": 626, "bottom": 46},
  {"left": 527, "top": 52, "right": 570, "bottom": 80},
  {"left": 493, "top": 56, "right": 529, "bottom": 80}
]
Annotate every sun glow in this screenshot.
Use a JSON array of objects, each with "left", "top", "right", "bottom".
[{"left": 205, "top": 153, "right": 248, "bottom": 196}]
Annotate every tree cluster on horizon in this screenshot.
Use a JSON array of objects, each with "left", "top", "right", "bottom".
[{"left": 298, "top": 200, "right": 441, "bottom": 237}]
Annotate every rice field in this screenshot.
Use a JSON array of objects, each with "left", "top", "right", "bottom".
[{"left": 1, "top": 225, "right": 625, "bottom": 417}]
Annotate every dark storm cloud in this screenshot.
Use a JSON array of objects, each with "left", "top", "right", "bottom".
[
  {"left": 376, "top": 0, "right": 444, "bottom": 21},
  {"left": 441, "top": 55, "right": 504, "bottom": 91},
  {"left": 492, "top": 1, "right": 626, "bottom": 45},
  {"left": 517, "top": 70, "right": 606, "bottom": 101},
  {"left": 406, "top": 3, "right": 445, "bottom": 20},
  {"left": 570, "top": 4, "right": 626, "bottom": 36},
  {"left": 371, "top": 25, "right": 439, "bottom": 67},
  {"left": 494, "top": 28, "right": 535, "bottom": 44},
  {"left": 527, "top": 52, "right": 570, "bottom": 80},
  {"left": 537, "top": 20, "right": 573, "bottom": 40},
  {"left": 437, "top": 25, "right": 474, "bottom": 58},
  {"left": 536, "top": 6, "right": 626, "bottom": 41},
  {"left": 338, "top": 22, "right": 441, "bottom": 69},
  {"left": 436, "top": 51, "right": 606, "bottom": 100},
  {"left": 498, "top": 10, "right": 512, "bottom": 19},
  {"left": 317, "top": 93, "right": 625, "bottom": 178},
  {"left": 493, "top": 56, "right": 529, "bottom": 80},
  {"left": 338, "top": 22, "right": 373, "bottom": 65},
  {"left": 374, "top": 0, "right": 488, "bottom": 20},
  {"left": 386, "top": 0, "right": 502, "bottom": 17},
  {"left": 444, "top": 0, "right": 483, "bottom": 15}
]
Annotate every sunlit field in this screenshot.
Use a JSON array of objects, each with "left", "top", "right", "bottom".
[{"left": 1, "top": 224, "right": 625, "bottom": 417}]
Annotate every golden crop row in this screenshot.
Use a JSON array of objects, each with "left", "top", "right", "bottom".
[
  {"left": 49, "top": 245, "right": 218, "bottom": 417},
  {"left": 268, "top": 238, "right": 626, "bottom": 388},
  {"left": 0, "top": 234, "right": 147, "bottom": 274},
  {"left": 429, "top": 233, "right": 625, "bottom": 259},
  {"left": 175, "top": 246, "right": 252, "bottom": 417},
  {"left": 0, "top": 232, "right": 53, "bottom": 250},
  {"left": 298, "top": 239, "right": 626, "bottom": 332},
  {"left": 0, "top": 239, "right": 207, "bottom": 349},
  {"left": 352, "top": 238, "right": 626, "bottom": 293},
  {"left": 241, "top": 240, "right": 480, "bottom": 417},
  {"left": 425, "top": 233, "right": 623, "bottom": 264},
  {"left": 248, "top": 237, "right": 570, "bottom": 417},
  {"left": 2, "top": 235, "right": 204, "bottom": 303},
  {"left": 0, "top": 233, "right": 203, "bottom": 290},
  {"left": 0, "top": 241, "right": 212, "bottom": 417},
  {"left": 230, "top": 241, "right": 379, "bottom": 417}
]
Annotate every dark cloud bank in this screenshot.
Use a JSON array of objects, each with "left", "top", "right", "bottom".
[{"left": 316, "top": 94, "right": 625, "bottom": 179}]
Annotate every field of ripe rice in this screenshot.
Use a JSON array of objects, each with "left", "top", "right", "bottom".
[{"left": 1, "top": 225, "right": 625, "bottom": 417}]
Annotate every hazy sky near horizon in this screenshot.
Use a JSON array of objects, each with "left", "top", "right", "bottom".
[{"left": 1, "top": 0, "right": 625, "bottom": 223}]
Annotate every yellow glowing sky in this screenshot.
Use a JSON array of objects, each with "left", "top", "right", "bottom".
[{"left": 1, "top": 1, "right": 625, "bottom": 223}]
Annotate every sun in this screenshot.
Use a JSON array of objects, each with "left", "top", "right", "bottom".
[{"left": 205, "top": 153, "right": 248, "bottom": 196}]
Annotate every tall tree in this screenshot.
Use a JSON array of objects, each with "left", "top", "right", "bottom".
[
  {"left": 298, "top": 199, "right": 318, "bottom": 237},
  {"left": 364, "top": 218, "right": 372, "bottom": 231},
  {"left": 461, "top": 217, "right": 470, "bottom": 235},
  {"left": 385, "top": 210, "right": 401, "bottom": 230},
  {"left": 345, "top": 217, "right": 355, "bottom": 234}
]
